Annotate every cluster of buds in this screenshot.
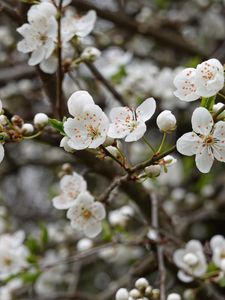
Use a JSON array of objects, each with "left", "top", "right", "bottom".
[{"left": 115, "top": 278, "right": 160, "bottom": 300}]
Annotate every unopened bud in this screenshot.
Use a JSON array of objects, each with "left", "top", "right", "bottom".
[
  {"left": 11, "top": 115, "right": 23, "bottom": 127},
  {"left": 22, "top": 123, "right": 34, "bottom": 135},
  {"left": 145, "top": 165, "right": 161, "bottom": 178},
  {"left": 34, "top": 113, "right": 48, "bottom": 129}
]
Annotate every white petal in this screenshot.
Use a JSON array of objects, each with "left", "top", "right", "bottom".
[
  {"left": 0, "top": 144, "right": 4, "bottom": 164},
  {"left": 213, "top": 121, "right": 225, "bottom": 140},
  {"left": 67, "top": 90, "right": 94, "bottom": 117},
  {"left": 186, "top": 240, "right": 203, "bottom": 252},
  {"left": 92, "top": 202, "right": 106, "bottom": 220},
  {"left": 212, "top": 143, "right": 225, "bottom": 162},
  {"left": 52, "top": 195, "right": 75, "bottom": 210},
  {"left": 125, "top": 122, "right": 146, "bottom": 142},
  {"left": 176, "top": 132, "right": 201, "bottom": 156},
  {"left": 75, "top": 10, "right": 96, "bottom": 37},
  {"left": 210, "top": 235, "right": 225, "bottom": 249},
  {"left": 177, "top": 270, "right": 193, "bottom": 283},
  {"left": 136, "top": 97, "right": 156, "bottom": 122},
  {"left": 84, "top": 221, "right": 102, "bottom": 238},
  {"left": 195, "top": 146, "right": 214, "bottom": 173},
  {"left": 40, "top": 56, "right": 58, "bottom": 74},
  {"left": 191, "top": 107, "right": 213, "bottom": 135},
  {"left": 28, "top": 48, "right": 45, "bottom": 66},
  {"left": 108, "top": 107, "right": 132, "bottom": 139}
]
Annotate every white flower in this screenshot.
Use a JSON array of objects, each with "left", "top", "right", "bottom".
[
  {"left": 173, "top": 68, "right": 199, "bottom": 102},
  {"left": 53, "top": 172, "right": 87, "bottom": 210},
  {"left": 167, "top": 293, "right": 181, "bottom": 300},
  {"left": 81, "top": 47, "right": 101, "bottom": 61},
  {"left": 156, "top": 110, "right": 176, "bottom": 133},
  {"left": 174, "top": 59, "right": 225, "bottom": 101},
  {"left": 173, "top": 240, "right": 207, "bottom": 282},
  {"left": 162, "top": 155, "right": 177, "bottom": 168},
  {"left": 177, "top": 107, "right": 225, "bottom": 173},
  {"left": 195, "top": 58, "right": 224, "bottom": 97},
  {"left": 61, "top": 10, "right": 96, "bottom": 41},
  {"left": 210, "top": 235, "right": 225, "bottom": 271},
  {"left": 64, "top": 91, "right": 109, "bottom": 150},
  {"left": 115, "top": 288, "right": 129, "bottom": 300},
  {"left": 0, "top": 231, "right": 29, "bottom": 280},
  {"left": 34, "top": 113, "right": 49, "bottom": 128},
  {"left": 17, "top": 2, "right": 57, "bottom": 66},
  {"left": 108, "top": 205, "right": 134, "bottom": 227},
  {"left": 107, "top": 98, "right": 156, "bottom": 142},
  {"left": 0, "top": 144, "right": 4, "bottom": 164},
  {"left": 67, "top": 192, "right": 106, "bottom": 238}
]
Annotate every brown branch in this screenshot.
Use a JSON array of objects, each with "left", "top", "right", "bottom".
[
  {"left": 0, "top": 1, "right": 22, "bottom": 24},
  {"left": 85, "top": 61, "right": 127, "bottom": 105}
]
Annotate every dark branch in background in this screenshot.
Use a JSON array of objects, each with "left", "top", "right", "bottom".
[
  {"left": 0, "top": 1, "right": 22, "bottom": 24},
  {"left": 85, "top": 61, "right": 127, "bottom": 105},
  {"left": 72, "top": 0, "right": 209, "bottom": 59}
]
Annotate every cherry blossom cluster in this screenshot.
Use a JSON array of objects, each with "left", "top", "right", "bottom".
[
  {"left": 17, "top": 0, "right": 97, "bottom": 73},
  {"left": 115, "top": 277, "right": 181, "bottom": 300},
  {"left": 53, "top": 171, "right": 106, "bottom": 238},
  {"left": 0, "top": 99, "right": 48, "bottom": 165},
  {"left": 173, "top": 235, "right": 225, "bottom": 283}
]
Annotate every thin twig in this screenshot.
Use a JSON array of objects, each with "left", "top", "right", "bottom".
[{"left": 85, "top": 61, "right": 127, "bottom": 105}]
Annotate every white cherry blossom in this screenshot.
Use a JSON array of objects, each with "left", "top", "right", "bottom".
[
  {"left": 64, "top": 91, "right": 109, "bottom": 150},
  {"left": 173, "top": 240, "right": 207, "bottom": 282},
  {"left": 210, "top": 235, "right": 225, "bottom": 271},
  {"left": 107, "top": 98, "right": 156, "bottom": 142},
  {"left": 53, "top": 172, "right": 87, "bottom": 209},
  {"left": 17, "top": 2, "right": 57, "bottom": 66},
  {"left": 195, "top": 58, "right": 224, "bottom": 97},
  {"left": 173, "top": 68, "right": 200, "bottom": 102},
  {"left": 176, "top": 107, "right": 225, "bottom": 173},
  {"left": 0, "top": 231, "right": 29, "bottom": 280},
  {"left": 67, "top": 191, "right": 106, "bottom": 238}
]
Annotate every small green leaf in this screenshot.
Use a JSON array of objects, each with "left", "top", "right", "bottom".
[
  {"left": 219, "top": 277, "right": 225, "bottom": 288},
  {"left": 25, "top": 237, "right": 40, "bottom": 255},
  {"left": 49, "top": 118, "right": 65, "bottom": 134},
  {"left": 207, "top": 262, "right": 218, "bottom": 273},
  {"left": 201, "top": 96, "right": 216, "bottom": 111},
  {"left": 111, "top": 65, "right": 127, "bottom": 84},
  {"left": 39, "top": 223, "right": 48, "bottom": 247},
  {"left": 20, "top": 270, "right": 41, "bottom": 284}
]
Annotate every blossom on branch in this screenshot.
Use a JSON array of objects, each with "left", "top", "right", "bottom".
[
  {"left": 176, "top": 107, "right": 225, "bottom": 173},
  {"left": 107, "top": 98, "right": 156, "bottom": 142},
  {"left": 67, "top": 192, "right": 106, "bottom": 238},
  {"left": 52, "top": 172, "right": 87, "bottom": 210},
  {"left": 64, "top": 91, "right": 109, "bottom": 150}
]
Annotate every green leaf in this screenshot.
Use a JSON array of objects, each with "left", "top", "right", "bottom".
[
  {"left": 39, "top": 223, "right": 48, "bottom": 247},
  {"left": 20, "top": 270, "right": 41, "bottom": 284},
  {"left": 207, "top": 262, "right": 218, "bottom": 273},
  {"left": 101, "top": 221, "right": 112, "bottom": 242},
  {"left": 219, "top": 277, "right": 225, "bottom": 288},
  {"left": 25, "top": 237, "right": 40, "bottom": 255},
  {"left": 111, "top": 65, "right": 127, "bottom": 84},
  {"left": 49, "top": 118, "right": 65, "bottom": 135}
]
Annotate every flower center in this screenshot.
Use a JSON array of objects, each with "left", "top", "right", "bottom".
[
  {"left": 3, "top": 257, "right": 12, "bottom": 266},
  {"left": 82, "top": 209, "right": 92, "bottom": 219},
  {"left": 40, "top": 34, "right": 47, "bottom": 43},
  {"left": 87, "top": 125, "right": 100, "bottom": 140},
  {"left": 204, "top": 135, "right": 214, "bottom": 145}
]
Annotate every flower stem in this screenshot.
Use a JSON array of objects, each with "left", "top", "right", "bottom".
[
  {"left": 142, "top": 136, "right": 155, "bottom": 153},
  {"left": 157, "top": 133, "right": 167, "bottom": 153}
]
